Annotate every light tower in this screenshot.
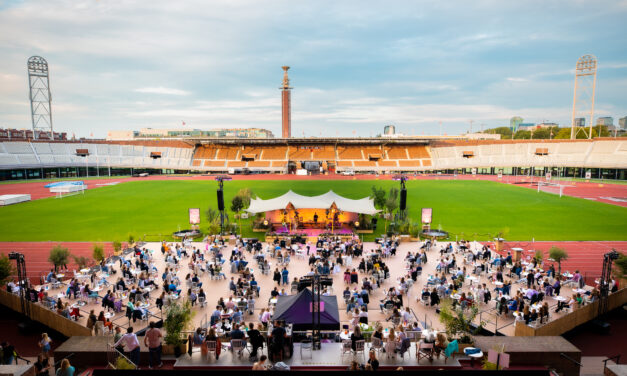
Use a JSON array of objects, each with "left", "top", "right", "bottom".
[
  {"left": 280, "top": 66, "right": 292, "bottom": 138},
  {"left": 570, "top": 55, "right": 597, "bottom": 139},
  {"left": 27, "top": 56, "right": 53, "bottom": 139}
]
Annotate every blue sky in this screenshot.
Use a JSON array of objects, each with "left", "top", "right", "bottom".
[{"left": 0, "top": 0, "right": 626, "bottom": 138}]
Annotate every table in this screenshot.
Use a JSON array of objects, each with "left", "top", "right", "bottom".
[
  {"left": 574, "top": 289, "right": 587, "bottom": 294},
  {"left": 269, "top": 298, "right": 278, "bottom": 305},
  {"left": 80, "top": 268, "right": 90, "bottom": 274},
  {"left": 56, "top": 274, "right": 65, "bottom": 279},
  {"left": 104, "top": 312, "right": 115, "bottom": 319},
  {"left": 554, "top": 296, "right": 567, "bottom": 302},
  {"left": 494, "top": 281, "right": 503, "bottom": 287},
  {"left": 562, "top": 272, "right": 573, "bottom": 279},
  {"left": 464, "top": 347, "right": 484, "bottom": 366}
]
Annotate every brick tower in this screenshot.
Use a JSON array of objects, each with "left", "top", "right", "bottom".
[{"left": 280, "top": 66, "right": 292, "bottom": 138}]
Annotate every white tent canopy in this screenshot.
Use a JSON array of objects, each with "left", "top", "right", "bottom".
[{"left": 246, "top": 190, "right": 379, "bottom": 215}]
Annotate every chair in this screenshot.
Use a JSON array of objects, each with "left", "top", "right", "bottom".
[
  {"left": 341, "top": 340, "right": 353, "bottom": 361},
  {"left": 370, "top": 337, "right": 383, "bottom": 356},
  {"left": 206, "top": 340, "right": 218, "bottom": 359},
  {"left": 300, "top": 339, "right": 313, "bottom": 359},
  {"left": 198, "top": 296, "right": 206, "bottom": 308},
  {"left": 383, "top": 303, "right": 394, "bottom": 314},
  {"left": 354, "top": 340, "right": 366, "bottom": 362},
  {"left": 417, "top": 342, "right": 434, "bottom": 362},
  {"left": 385, "top": 340, "right": 397, "bottom": 359},
  {"left": 230, "top": 339, "right": 246, "bottom": 358}
]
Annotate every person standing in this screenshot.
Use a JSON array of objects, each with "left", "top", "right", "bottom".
[
  {"left": 281, "top": 267, "right": 289, "bottom": 286},
  {"left": 144, "top": 321, "right": 163, "bottom": 369},
  {"left": 39, "top": 333, "right": 52, "bottom": 357},
  {"left": 114, "top": 327, "right": 141, "bottom": 368}
]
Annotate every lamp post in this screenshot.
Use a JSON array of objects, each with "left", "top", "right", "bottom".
[{"left": 215, "top": 175, "right": 232, "bottom": 235}]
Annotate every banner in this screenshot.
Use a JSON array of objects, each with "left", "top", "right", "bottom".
[
  {"left": 421, "top": 208, "right": 432, "bottom": 224},
  {"left": 472, "top": 168, "right": 477, "bottom": 175},
  {"left": 189, "top": 208, "right": 200, "bottom": 225},
  {"left": 545, "top": 172, "right": 551, "bottom": 181},
  {"left": 585, "top": 171, "right": 592, "bottom": 179}
]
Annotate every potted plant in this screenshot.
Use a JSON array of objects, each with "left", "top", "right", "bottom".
[
  {"left": 548, "top": 246, "right": 568, "bottom": 276},
  {"left": 48, "top": 245, "right": 70, "bottom": 272},
  {"left": 73, "top": 255, "right": 92, "bottom": 271},
  {"left": 163, "top": 300, "right": 193, "bottom": 357},
  {"left": 438, "top": 300, "right": 482, "bottom": 352},
  {"left": 0, "top": 254, "right": 15, "bottom": 286},
  {"left": 534, "top": 250, "right": 544, "bottom": 265},
  {"left": 92, "top": 243, "right": 105, "bottom": 264},
  {"left": 112, "top": 241, "right": 122, "bottom": 256}
]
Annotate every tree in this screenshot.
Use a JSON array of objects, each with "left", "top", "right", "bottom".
[
  {"left": 534, "top": 250, "right": 544, "bottom": 265},
  {"left": 555, "top": 127, "right": 600, "bottom": 139},
  {"left": 531, "top": 127, "right": 551, "bottom": 139},
  {"left": 370, "top": 186, "right": 386, "bottom": 210},
  {"left": 92, "top": 243, "right": 105, "bottom": 263},
  {"left": 48, "top": 245, "right": 70, "bottom": 272},
  {"left": 73, "top": 255, "right": 92, "bottom": 270},
  {"left": 205, "top": 207, "right": 219, "bottom": 223},
  {"left": 384, "top": 187, "right": 399, "bottom": 216},
  {"left": 485, "top": 127, "right": 513, "bottom": 139},
  {"left": 230, "top": 195, "right": 244, "bottom": 214},
  {"left": 513, "top": 130, "right": 531, "bottom": 139},
  {"left": 0, "top": 254, "right": 15, "bottom": 286},
  {"left": 549, "top": 246, "right": 568, "bottom": 276},
  {"left": 112, "top": 241, "right": 122, "bottom": 255},
  {"left": 236, "top": 188, "right": 253, "bottom": 209},
  {"left": 438, "top": 300, "right": 481, "bottom": 344},
  {"left": 164, "top": 300, "right": 193, "bottom": 348},
  {"left": 614, "top": 252, "right": 627, "bottom": 280}
]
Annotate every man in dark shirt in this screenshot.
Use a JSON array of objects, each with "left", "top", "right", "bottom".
[
  {"left": 269, "top": 321, "right": 287, "bottom": 359},
  {"left": 230, "top": 324, "right": 245, "bottom": 340}
]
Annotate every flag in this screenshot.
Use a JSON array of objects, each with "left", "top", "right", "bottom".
[{"left": 182, "top": 121, "right": 186, "bottom": 126}]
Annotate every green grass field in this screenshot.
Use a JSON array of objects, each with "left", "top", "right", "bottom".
[{"left": 0, "top": 179, "right": 625, "bottom": 242}]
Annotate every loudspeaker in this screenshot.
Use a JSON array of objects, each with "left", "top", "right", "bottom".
[
  {"left": 400, "top": 188, "right": 407, "bottom": 211},
  {"left": 217, "top": 189, "right": 225, "bottom": 211}
]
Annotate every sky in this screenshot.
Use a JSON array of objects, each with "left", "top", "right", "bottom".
[{"left": 0, "top": 0, "right": 626, "bottom": 138}]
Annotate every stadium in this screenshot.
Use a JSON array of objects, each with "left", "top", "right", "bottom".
[{"left": 1, "top": 3, "right": 626, "bottom": 376}]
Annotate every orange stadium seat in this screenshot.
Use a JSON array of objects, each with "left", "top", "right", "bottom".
[
  {"left": 398, "top": 160, "right": 421, "bottom": 168},
  {"left": 378, "top": 160, "right": 398, "bottom": 167},
  {"left": 288, "top": 146, "right": 312, "bottom": 160},
  {"left": 226, "top": 161, "right": 246, "bottom": 167},
  {"left": 337, "top": 146, "right": 364, "bottom": 160},
  {"left": 337, "top": 160, "right": 353, "bottom": 167},
  {"left": 407, "top": 146, "right": 430, "bottom": 159},
  {"left": 353, "top": 160, "right": 377, "bottom": 167},
  {"left": 271, "top": 161, "right": 288, "bottom": 168},
  {"left": 421, "top": 159, "right": 432, "bottom": 167},
  {"left": 385, "top": 146, "right": 408, "bottom": 159},
  {"left": 260, "top": 146, "right": 288, "bottom": 160},
  {"left": 247, "top": 161, "right": 271, "bottom": 167},
  {"left": 204, "top": 160, "right": 226, "bottom": 167},
  {"left": 311, "top": 146, "right": 336, "bottom": 160},
  {"left": 216, "top": 147, "right": 239, "bottom": 160}
]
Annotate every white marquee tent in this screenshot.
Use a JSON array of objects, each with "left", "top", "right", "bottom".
[{"left": 246, "top": 190, "right": 379, "bottom": 215}]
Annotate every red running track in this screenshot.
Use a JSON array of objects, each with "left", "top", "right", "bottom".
[
  {"left": 0, "top": 242, "right": 114, "bottom": 284},
  {"left": 1, "top": 240, "right": 625, "bottom": 286},
  {"left": 492, "top": 240, "right": 627, "bottom": 284}
]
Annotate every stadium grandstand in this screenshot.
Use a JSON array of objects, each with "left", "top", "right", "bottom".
[
  {"left": 1, "top": 137, "right": 626, "bottom": 180},
  {"left": 0, "top": 138, "right": 627, "bottom": 180}
]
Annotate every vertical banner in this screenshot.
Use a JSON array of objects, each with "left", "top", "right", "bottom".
[
  {"left": 585, "top": 171, "right": 592, "bottom": 179},
  {"left": 545, "top": 172, "right": 552, "bottom": 181},
  {"left": 189, "top": 208, "right": 200, "bottom": 225},
  {"left": 421, "top": 208, "right": 433, "bottom": 224},
  {"left": 472, "top": 168, "right": 477, "bottom": 175}
]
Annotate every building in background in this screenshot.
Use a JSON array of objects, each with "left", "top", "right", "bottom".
[
  {"left": 510, "top": 116, "right": 523, "bottom": 132},
  {"left": 280, "top": 66, "right": 292, "bottom": 138},
  {"left": 383, "top": 125, "right": 396, "bottom": 136},
  {"left": 517, "top": 123, "right": 536, "bottom": 131},
  {"left": 596, "top": 117, "right": 614, "bottom": 127},
  {"left": 537, "top": 122, "right": 559, "bottom": 129},
  {"left": 106, "top": 127, "right": 274, "bottom": 140},
  {"left": 619, "top": 116, "right": 626, "bottom": 130},
  {"left": 0, "top": 128, "right": 67, "bottom": 141}
]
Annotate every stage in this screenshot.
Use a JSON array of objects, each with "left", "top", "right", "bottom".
[{"left": 271, "top": 225, "right": 355, "bottom": 237}]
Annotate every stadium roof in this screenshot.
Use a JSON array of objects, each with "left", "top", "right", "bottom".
[{"left": 246, "top": 190, "right": 379, "bottom": 215}]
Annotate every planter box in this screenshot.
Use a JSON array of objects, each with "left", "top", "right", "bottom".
[
  {"left": 409, "top": 237, "right": 421, "bottom": 242},
  {"left": 356, "top": 229, "right": 373, "bottom": 234},
  {"left": 162, "top": 343, "right": 187, "bottom": 356},
  {"left": 400, "top": 235, "right": 410, "bottom": 242},
  {"left": 252, "top": 228, "right": 267, "bottom": 233}
]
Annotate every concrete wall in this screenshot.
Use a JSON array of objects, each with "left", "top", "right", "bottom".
[
  {"left": 515, "top": 288, "right": 627, "bottom": 337},
  {"left": 0, "top": 289, "right": 92, "bottom": 337}
]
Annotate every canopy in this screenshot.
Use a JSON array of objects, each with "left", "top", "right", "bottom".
[
  {"left": 272, "top": 288, "right": 340, "bottom": 331},
  {"left": 247, "top": 190, "right": 379, "bottom": 215}
]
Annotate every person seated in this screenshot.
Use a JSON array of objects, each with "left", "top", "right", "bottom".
[
  {"left": 350, "top": 326, "right": 364, "bottom": 351},
  {"left": 433, "top": 333, "right": 449, "bottom": 358},
  {"left": 230, "top": 323, "right": 245, "bottom": 340}
]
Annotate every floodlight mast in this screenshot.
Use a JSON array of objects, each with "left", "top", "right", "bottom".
[
  {"left": 215, "top": 176, "right": 232, "bottom": 235},
  {"left": 27, "top": 56, "right": 53, "bottom": 139}
]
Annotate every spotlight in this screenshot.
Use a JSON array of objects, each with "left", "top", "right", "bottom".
[
  {"left": 354, "top": 221, "right": 360, "bottom": 227},
  {"left": 263, "top": 220, "right": 269, "bottom": 226}
]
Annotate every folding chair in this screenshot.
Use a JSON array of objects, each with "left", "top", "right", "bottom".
[
  {"left": 341, "top": 340, "right": 353, "bottom": 361},
  {"left": 230, "top": 339, "right": 246, "bottom": 358},
  {"left": 370, "top": 337, "right": 383, "bottom": 356},
  {"left": 206, "top": 340, "right": 218, "bottom": 359},
  {"left": 354, "top": 340, "right": 366, "bottom": 363},
  {"left": 417, "top": 342, "right": 434, "bottom": 362},
  {"left": 385, "top": 340, "right": 397, "bottom": 359}
]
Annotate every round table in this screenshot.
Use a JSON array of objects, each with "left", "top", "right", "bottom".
[{"left": 463, "top": 347, "right": 484, "bottom": 366}]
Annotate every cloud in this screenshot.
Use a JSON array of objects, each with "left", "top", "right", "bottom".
[
  {"left": 134, "top": 87, "right": 190, "bottom": 96},
  {"left": 506, "top": 77, "right": 528, "bottom": 82}
]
